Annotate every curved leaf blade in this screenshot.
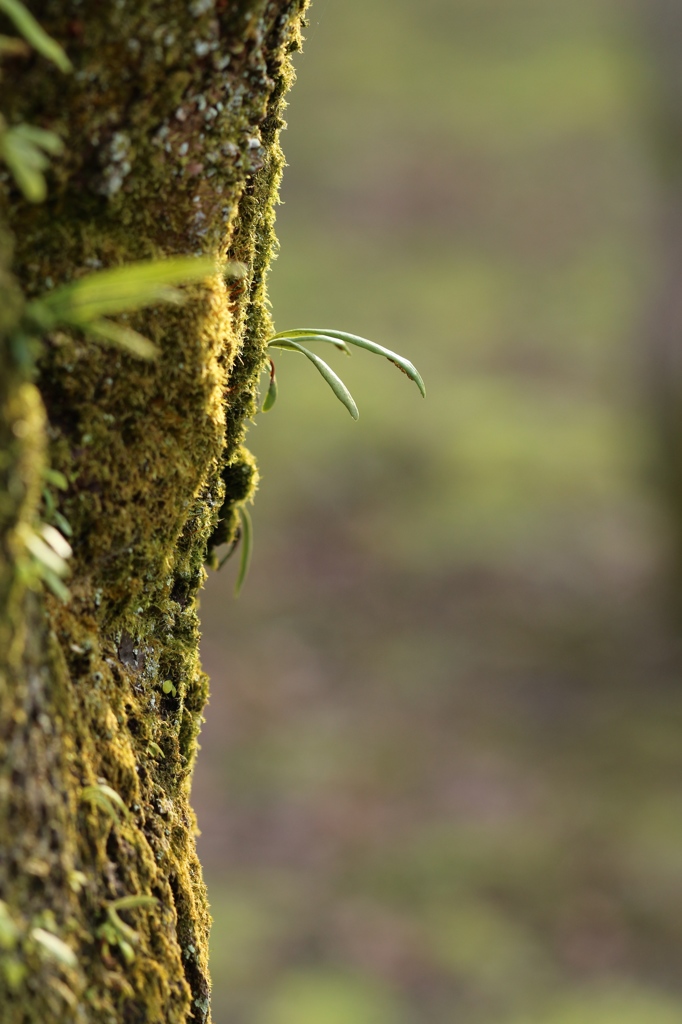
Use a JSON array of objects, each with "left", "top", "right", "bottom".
[
  {"left": 262, "top": 369, "right": 278, "bottom": 412},
  {"left": 270, "top": 328, "right": 425, "bottom": 397},
  {"left": 235, "top": 506, "right": 253, "bottom": 597},
  {"left": 268, "top": 339, "right": 359, "bottom": 420},
  {"left": 0, "top": 0, "right": 72, "bottom": 71},
  {"left": 84, "top": 318, "right": 159, "bottom": 360},
  {"left": 269, "top": 332, "right": 351, "bottom": 354}
]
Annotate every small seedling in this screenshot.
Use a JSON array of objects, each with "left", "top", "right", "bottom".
[
  {"left": 162, "top": 680, "right": 177, "bottom": 697},
  {"left": 81, "top": 783, "right": 130, "bottom": 822},
  {"left": 96, "top": 895, "right": 158, "bottom": 965},
  {"left": 220, "top": 326, "right": 426, "bottom": 593},
  {"left": 263, "top": 327, "right": 425, "bottom": 418}
]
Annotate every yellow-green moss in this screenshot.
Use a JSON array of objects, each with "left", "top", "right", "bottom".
[{"left": 0, "top": 2, "right": 309, "bottom": 1021}]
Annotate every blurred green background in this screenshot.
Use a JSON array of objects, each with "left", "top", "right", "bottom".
[{"left": 195, "top": 1, "right": 682, "bottom": 1021}]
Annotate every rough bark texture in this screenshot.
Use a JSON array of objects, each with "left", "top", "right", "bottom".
[{"left": 0, "top": 1, "right": 308, "bottom": 1021}]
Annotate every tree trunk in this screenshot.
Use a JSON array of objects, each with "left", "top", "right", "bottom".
[{"left": 0, "top": 2, "right": 307, "bottom": 1021}]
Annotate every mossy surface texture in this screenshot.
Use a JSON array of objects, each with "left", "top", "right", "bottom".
[{"left": 0, "top": 1, "right": 308, "bottom": 1021}]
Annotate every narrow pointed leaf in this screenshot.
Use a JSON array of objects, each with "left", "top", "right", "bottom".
[
  {"left": 270, "top": 328, "right": 425, "bottom": 397},
  {"left": 30, "top": 929, "right": 77, "bottom": 969},
  {"left": 270, "top": 332, "right": 350, "bottom": 354},
  {"left": 39, "top": 567, "right": 70, "bottom": 602},
  {"left": 84, "top": 318, "right": 159, "bottom": 360},
  {"left": 270, "top": 339, "right": 359, "bottom": 420},
  {"left": 36, "top": 256, "right": 215, "bottom": 323},
  {"left": 40, "top": 523, "right": 72, "bottom": 560},
  {"left": 235, "top": 506, "right": 253, "bottom": 596},
  {"left": 262, "top": 370, "right": 278, "bottom": 412},
  {"left": 0, "top": 128, "right": 51, "bottom": 202},
  {"left": 0, "top": 0, "right": 72, "bottom": 71},
  {"left": 109, "top": 895, "right": 158, "bottom": 913},
  {"left": 20, "top": 525, "right": 69, "bottom": 577},
  {"left": 106, "top": 909, "right": 140, "bottom": 946},
  {"left": 11, "top": 123, "right": 64, "bottom": 154},
  {"left": 43, "top": 468, "right": 68, "bottom": 490},
  {"left": 81, "top": 783, "right": 130, "bottom": 820}
]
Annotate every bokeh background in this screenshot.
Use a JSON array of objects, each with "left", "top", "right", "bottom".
[{"left": 195, "top": 1, "right": 682, "bottom": 1021}]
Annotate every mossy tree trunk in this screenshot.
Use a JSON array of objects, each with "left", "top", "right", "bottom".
[{"left": 0, "top": 2, "right": 307, "bottom": 1021}]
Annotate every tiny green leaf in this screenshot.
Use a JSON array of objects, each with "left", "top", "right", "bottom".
[
  {"left": 81, "top": 783, "right": 130, "bottom": 821},
  {"left": 270, "top": 328, "right": 426, "bottom": 397},
  {"left": 117, "top": 938, "right": 136, "bottom": 964},
  {"left": 39, "top": 567, "right": 70, "bottom": 602},
  {"left": 10, "top": 123, "right": 64, "bottom": 154},
  {"left": 84, "top": 318, "right": 159, "bottom": 360},
  {"left": 268, "top": 339, "right": 359, "bottom": 420},
  {"left": 40, "top": 523, "right": 72, "bottom": 561},
  {"left": 105, "top": 910, "right": 139, "bottom": 946},
  {"left": 109, "top": 895, "right": 158, "bottom": 913},
  {"left": 19, "top": 523, "right": 69, "bottom": 577},
  {"left": 43, "top": 468, "right": 68, "bottom": 490},
  {"left": 234, "top": 505, "right": 253, "bottom": 596},
  {"left": 0, "top": 124, "right": 63, "bottom": 203},
  {"left": 52, "top": 510, "right": 73, "bottom": 538},
  {"left": 0, "top": 0, "right": 72, "bottom": 71},
  {"left": 162, "top": 680, "right": 176, "bottom": 696},
  {"left": 30, "top": 928, "right": 78, "bottom": 969},
  {"left": 262, "top": 362, "right": 278, "bottom": 412}
]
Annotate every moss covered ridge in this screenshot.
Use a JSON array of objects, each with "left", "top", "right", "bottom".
[{"left": 0, "top": 1, "right": 309, "bottom": 1021}]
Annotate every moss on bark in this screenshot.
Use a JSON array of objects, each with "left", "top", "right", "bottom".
[{"left": 0, "top": 1, "right": 308, "bottom": 1020}]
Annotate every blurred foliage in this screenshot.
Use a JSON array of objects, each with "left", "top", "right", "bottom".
[{"left": 195, "top": 0, "right": 682, "bottom": 1022}]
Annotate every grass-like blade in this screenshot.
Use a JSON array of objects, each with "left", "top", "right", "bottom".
[
  {"left": 270, "top": 328, "right": 425, "bottom": 397},
  {"left": 235, "top": 506, "right": 253, "bottom": 596},
  {"left": 270, "top": 332, "right": 351, "bottom": 354},
  {"left": 35, "top": 256, "right": 215, "bottom": 324},
  {"left": 85, "top": 318, "right": 159, "bottom": 360},
  {"left": 109, "top": 895, "right": 158, "bottom": 913},
  {"left": 0, "top": 0, "right": 72, "bottom": 71},
  {"left": 268, "top": 339, "right": 359, "bottom": 420}
]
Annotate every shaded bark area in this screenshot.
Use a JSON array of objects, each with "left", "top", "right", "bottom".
[{"left": 0, "top": 1, "right": 308, "bottom": 1021}]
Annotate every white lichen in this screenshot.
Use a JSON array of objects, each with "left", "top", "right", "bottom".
[{"left": 190, "top": 0, "right": 214, "bottom": 15}]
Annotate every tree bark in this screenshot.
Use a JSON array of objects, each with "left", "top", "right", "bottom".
[{"left": 0, "top": 2, "right": 308, "bottom": 1021}]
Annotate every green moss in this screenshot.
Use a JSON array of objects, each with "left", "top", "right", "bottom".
[{"left": 0, "top": 1, "right": 309, "bottom": 1020}]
